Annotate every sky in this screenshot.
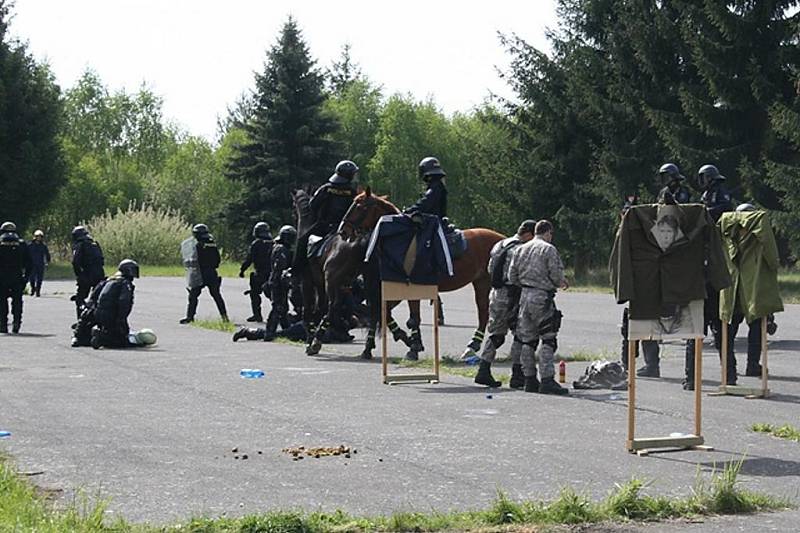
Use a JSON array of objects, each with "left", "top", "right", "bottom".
[{"left": 11, "top": 1, "right": 559, "bottom": 141}]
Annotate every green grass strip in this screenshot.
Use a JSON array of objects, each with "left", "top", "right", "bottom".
[
  {"left": 191, "top": 319, "right": 237, "bottom": 333},
  {"left": 752, "top": 423, "right": 800, "bottom": 443},
  {"left": 0, "top": 456, "right": 790, "bottom": 532}
]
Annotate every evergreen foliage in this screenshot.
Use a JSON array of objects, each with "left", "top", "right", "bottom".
[
  {"left": 225, "top": 17, "right": 339, "bottom": 243},
  {"left": 0, "top": 0, "right": 64, "bottom": 231}
]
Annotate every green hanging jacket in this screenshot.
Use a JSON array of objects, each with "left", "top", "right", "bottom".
[{"left": 718, "top": 211, "right": 783, "bottom": 324}]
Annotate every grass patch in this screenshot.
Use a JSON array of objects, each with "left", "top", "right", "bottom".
[
  {"left": 0, "top": 454, "right": 790, "bottom": 531},
  {"left": 752, "top": 423, "right": 800, "bottom": 443},
  {"left": 779, "top": 270, "right": 800, "bottom": 304},
  {"left": 191, "top": 319, "right": 237, "bottom": 333},
  {"left": 44, "top": 261, "right": 242, "bottom": 280}
]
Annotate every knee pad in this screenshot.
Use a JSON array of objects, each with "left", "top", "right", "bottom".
[
  {"left": 514, "top": 335, "right": 539, "bottom": 349},
  {"left": 490, "top": 334, "right": 506, "bottom": 349},
  {"left": 543, "top": 337, "right": 557, "bottom": 351},
  {"left": 406, "top": 317, "right": 420, "bottom": 330}
]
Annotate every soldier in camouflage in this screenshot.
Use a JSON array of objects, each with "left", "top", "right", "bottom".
[
  {"left": 507, "top": 220, "right": 569, "bottom": 395},
  {"left": 474, "top": 219, "right": 537, "bottom": 389}
]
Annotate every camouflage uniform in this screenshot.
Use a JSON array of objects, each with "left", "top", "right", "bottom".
[
  {"left": 479, "top": 236, "right": 524, "bottom": 364},
  {"left": 507, "top": 237, "right": 566, "bottom": 379}
]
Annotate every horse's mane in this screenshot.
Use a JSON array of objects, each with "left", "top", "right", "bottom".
[
  {"left": 355, "top": 190, "right": 400, "bottom": 214},
  {"left": 292, "top": 188, "right": 314, "bottom": 235}
]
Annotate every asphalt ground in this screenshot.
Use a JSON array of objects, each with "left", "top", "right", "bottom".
[{"left": 1, "top": 277, "right": 799, "bottom": 531}]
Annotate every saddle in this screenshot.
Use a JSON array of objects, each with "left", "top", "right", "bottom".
[
  {"left": 307, "top": 233, "right": 336, "bottom": 259},
  {"left": 442, "top": 218, "right": 467, "bottom": 260}
]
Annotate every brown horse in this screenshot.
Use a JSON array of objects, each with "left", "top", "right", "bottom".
[{"left": 341, "top": 187, "right": 504, "bottom": 360}]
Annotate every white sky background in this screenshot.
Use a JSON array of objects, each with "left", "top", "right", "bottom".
[{"left": 11, "top": 0, "right": 559, "bottom": 141}]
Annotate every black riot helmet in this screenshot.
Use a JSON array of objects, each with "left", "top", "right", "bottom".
[
  {"left": 697, "top": 164, "right": 724, "bottom": 190},
  {"left": 0, "top": 221, "right": 16, "bottom": 233},
  {"left": 658, "top": 163, "right": 685, "bottom": 185},
  {"left": 277, "top": 225, "right": 297, "bottom": 245},
  {"left": 252, "top": 221, "right": 271, "bottom": 239},
  {"left": 118, "top": 259, "right": 140, "bottom": 279},
  {"left": 329, "top": 160, "right": 359, "bottom": 184},
  {"left": 418, "top": 156, "right": 446, "bottom": 182},
  {"left": 71, "top": 225, "right": 89, "bottom": 242}
]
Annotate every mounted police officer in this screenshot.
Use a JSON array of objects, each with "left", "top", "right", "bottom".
[
  {"left": 28, "top": 229, "right": 50, "bottom": 297},
  {"left": 474, "top": 219, "right": 536, "bottom": 389},
  {"left": 233, "top": 225, "right": 298, "bottom": 343},
  {"left": 71, "top": 225, "right": 105, "bottom": 319},
  {"left": 239, "top": 221, "right": 273, "bottom": 322},
  {"left": 180, "top": 224, "right": 228, "bottom": 324},
  {"left": 405, "top": 156, "right": 448, "bottom": 220},
  {"left": 0, "top": 222, "right": 32, "bottom": 333},
  {"left": 91, "top": 259, "right": 139, "bottom": 348},
  {"left": 293, "top": 161, "right": 359, "bottom": 274}
]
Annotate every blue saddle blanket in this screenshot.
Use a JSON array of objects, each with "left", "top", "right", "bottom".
[{"left": 445, "top": 229, "right": 467, "bottom": 259}]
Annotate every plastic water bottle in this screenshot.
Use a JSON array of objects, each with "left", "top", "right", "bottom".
[
  {"left": 0, "top": 431, "right": 11, "bottom": 438},
  {"left": 558, "top": 360, "right": 566, "bottom": 383},
  {"left": 240, "top": 369, "right": 265, "bottom": 379}
]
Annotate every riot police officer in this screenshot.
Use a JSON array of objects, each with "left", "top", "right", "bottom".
[
  {"left": 697, "top": 164, "right": 733, "bottom": 222},
  {"left": 71, "top": 225, "right": 106, "bottom": 319},
  {"left": 180, "top": 224, "right": 228, "bottom": 324},
  {"left": 91, "top": 259, "right": 139, "bottom": 348},
  {"left": 0, "top": 222, "right": 31, "bottom": 333},
  {"left": 656, "top": 163, "right": 691, "bottom": 204},
  {"left": 404, "top": 156, "right": 448, "bottom": 219},
  {"left": 239, "top": 221, "right": 273, "bottom": 322},
  {"left": 233, "top": 225, "right": 297, "bottom": 342}
]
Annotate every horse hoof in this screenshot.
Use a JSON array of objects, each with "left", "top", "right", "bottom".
[
  {"left": 460, "top": 347, "right": 477, "bottom": 361},
  {"left": 360, "top": 350, "right": 373, "bottom": 360},
  {"left": 306, "top": 339, "right": 322, "bottom": 356},
  {"left": 405, "top": 350, "right": 419, "bottom": 361},
  {"left": 410, "top": 343, "right": 425, "bottom": 353}
]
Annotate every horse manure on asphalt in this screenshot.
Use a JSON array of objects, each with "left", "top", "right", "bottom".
[{"left": 282, "top": 445, "right": 354, "bottom": 461}]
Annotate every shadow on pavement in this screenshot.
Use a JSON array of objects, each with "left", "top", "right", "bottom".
[
  {"left": 640, "top": 451, "right": 800, "bottom": 478},
  {"left": 4, "top": 332, "right": 56, "bottom": 338}
]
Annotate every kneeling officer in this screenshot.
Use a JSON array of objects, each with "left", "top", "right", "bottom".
[{"left": 91, "top": 259, "right": 139, "bottom": 348}]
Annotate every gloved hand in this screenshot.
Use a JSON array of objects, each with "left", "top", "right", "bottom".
[{"left": 238, "top": 270, "right": 245, "bottom": 278}]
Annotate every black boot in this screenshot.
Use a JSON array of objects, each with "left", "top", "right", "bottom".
[
  {"left": 233, "top": 327, "right": 263, "bottom": 342},
  {"left": 12, "top": 321, "right": 20, "bottom": 334},
  {"left": 474, "top": 361, "right": 501, "bottom": 388},
  {"left": 745, "top": 363, "right": 763, "bottom": 377},
  {"left": 179, "top": 317, "right": 194, "bottom": 324},
  {"left": 0, "top": 319, "right": 7, "bottom": 334},
  {"left": 539, "top": 377, "right": 569, "bottom": 395},
  {"left": 246, "top": 315, "right": 263, "bottom": 322},
  {"left": 509, "top": 364, "right": 525, "bottom": 389},
  {"left": 524, "top": 374, "right": 540, "bottom": 393}
]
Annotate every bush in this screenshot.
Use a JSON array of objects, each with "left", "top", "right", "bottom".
[{"left": 86, "top": 203, "right": 190, "bottom": 266}]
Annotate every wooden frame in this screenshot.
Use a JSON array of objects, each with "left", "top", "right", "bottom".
[
  {"left": 381, "top": 281, "right": 440, "bottom": 385},
  {"left": 712, "top": 317, "right": 769, "bottom": 399},
  {"left": 627, "top": 337, "right": 712, "bottom": 456}
]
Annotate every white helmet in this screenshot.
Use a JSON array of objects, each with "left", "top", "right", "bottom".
[{"left": 130, "top": 328, "right": 158, "bottom": 346}]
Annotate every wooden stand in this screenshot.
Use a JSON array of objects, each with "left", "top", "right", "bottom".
[
  {"left": 711, "top": 317, "right": 769, "bottom": 399},
  {"left": 381, "top": 281, "right": 440, "bottom": 385},
  {"left": 627, "top": 337, "right": 712, "bottom": 456}
]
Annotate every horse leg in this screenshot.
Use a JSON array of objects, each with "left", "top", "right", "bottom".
[
  {"left": 461, "top": 275, "right": 491, "bottom": 360},
  {"left": 405, "top": 299, "right": 424, "bottom": 361},
  {"left": 301, "top": 273, "right": 317, "bottom": 343},
  {"left": 306, "top": 280, "right": 329, "bottom": 356}
]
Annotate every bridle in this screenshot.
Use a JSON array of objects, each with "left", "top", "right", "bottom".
[{"left": 338, "top": 198, "right": 374, "bottom": 237}]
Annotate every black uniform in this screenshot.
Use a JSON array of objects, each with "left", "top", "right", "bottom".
[
  {"left": 656, "top": 183, "right": 691, "bottom": 205},
  {"left": 72, "top": 237, "right": 106, "bottom": 319},
  {"left": 71, "top": 278, "right": 108, "bottom": 347},
  {"left": 185, "top": 236, "right": 228, "bottom": 321},
  {"left": 92, "top": 274, "right": 135, "bottom": 348},
  {"left": 405, "top": 177, "right": 447, "bottom": 219},
  {"left": 0, "top": 232, "right": 31, "bottom": 332},
  {"left": 265, "top": 241, "right": 291, "bottom": 335},
  {"left": 28, "top": 240, "right": 50, "bottom": 296},
  {"left": 294, "top": 181, "right": 356, "bottom": 271},
  {"left": 240, "top": 237, "right": 273, "bottom": 320},
  {"left": 701, "top": 180, "right": 733, "bottom": 223}
]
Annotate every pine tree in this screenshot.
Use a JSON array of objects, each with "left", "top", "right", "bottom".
[
  {"left": 0, "top": 0, "right": 64, "bottom": 231},
  {"left": 225, "top": 17, "right": 338, "bottom": 240}
]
